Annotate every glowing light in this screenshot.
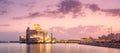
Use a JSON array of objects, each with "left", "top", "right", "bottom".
[
  {"left": 20, "top": 35, "right": 26, "bottom": 39},
  {"left": 34, "top": 24, "right": 43, "bottom": 31}
]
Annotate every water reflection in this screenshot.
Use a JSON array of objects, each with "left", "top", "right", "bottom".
[
  {"left": 26, "top": 44, "right": 51, "bottom": 53},
  {"left": 25, "top": 43, "right": 80, "bottom": 53},
  {"left": 25, "top": 43, "right": 120, "bottom": 53},
  {"left": 1, "top": 43, "right": 118, "bottom": 53}
]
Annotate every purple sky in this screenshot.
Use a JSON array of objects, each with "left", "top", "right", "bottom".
[{"left": 0, "top": 0, "right": 120, "bottom": 41}]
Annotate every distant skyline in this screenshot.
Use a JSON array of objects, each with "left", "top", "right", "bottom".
[{"left": 0, "top": 0, "right": 120, "bottom": 41}]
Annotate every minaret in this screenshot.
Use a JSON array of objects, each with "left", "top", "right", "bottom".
[
  {"left": 43, "top": 32, "right": 45, "bottom": 43},
  {"left": 26, "top": 27, "right": 30, "bottom": 44},
  {"left": 51, "top": 33, "right": 53, "bottom": 43}
]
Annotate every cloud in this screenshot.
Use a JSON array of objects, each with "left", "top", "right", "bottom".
[
  {"left": 101, "top": 9, "right": 120, "bottom": 16},
  {"left": 0, "top": 0, "right": 14, "bottom": 15},
  {"left": 57, "top": 0, "right": 82, "bottom": 14},
  {"left": 12, "top": 12, "right": 44, "bottom": 20},
  {"left": 27, "top": 12, "right": 44, "bottom": 18},
  {"left": 0, "top": 24, "right": 10, "bottom": 27},
  {"left": 12, "top": 17, "right": 23, "bottom": 20},
  {"left": 87, "top": 4, "right": 101, "bottom": 12},
  {"left": 0, "top": 0, "right": 13, "bottom": 5},
  {"left": 21, "top": 1, "right": 36, "bottom": 11},
  {"left": 44, "top": 0, "right": 83, "bottom": 18},
  {"left": 48, "top": 25, "right": 106, "bottom": 39},
  {"left": 11, "top": 0, "right": 120, "bottom": 20},
  {"left": 44, "top": 0, "right": 120, "bottom": 18},
  {"left": 85, "top": 3, "right": 120, "bottom": 17},
  {"left": 0, "top": 10, "right": 7, "bottom": 15}
]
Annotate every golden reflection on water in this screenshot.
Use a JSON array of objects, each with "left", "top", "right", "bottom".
[
  {"left": 17, "top": 43, "right": 120, "bottom": 53},
  {"left": 0, "top": 43, "right": 120, "bottom": 53},
  {"left": 26, "top": 44, "right": 51, "bottom": 53}
]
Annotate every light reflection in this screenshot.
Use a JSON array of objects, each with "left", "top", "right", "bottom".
[
  {"left": 19, "top": 43, "right": 120, "bottom": 53},
  {"left": 26, "top": 44, "right": 51, "bottom": 53},
  {"left": 66, "top": 44, "right": 70, "bottom": 53}
]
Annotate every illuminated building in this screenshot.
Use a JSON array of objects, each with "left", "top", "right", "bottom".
[{"left": 20, "top": 24, "right": 55, "bottom": 43}]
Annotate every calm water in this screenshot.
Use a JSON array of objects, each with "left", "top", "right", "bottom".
[{"left": 0, "top": 43, "right": 120, "bottom": 53}]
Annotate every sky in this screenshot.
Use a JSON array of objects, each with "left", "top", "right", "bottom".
[{"left": 0, "top": 0, "right": 120, "bottom": 41}]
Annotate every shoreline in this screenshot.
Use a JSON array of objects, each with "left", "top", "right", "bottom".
[
  {"left": 1, "top": 41, "right": 120, "bottom": 49},
  {"left": 0, "top": 41, "right": 19, "bottom": 43},
  {"left": 79, "top": 42, "right": 120, "bottom": 49}
]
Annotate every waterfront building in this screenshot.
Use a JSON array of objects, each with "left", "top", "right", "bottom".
[{"left": 20, "top": 24, "right": 55, "bottom": 43}]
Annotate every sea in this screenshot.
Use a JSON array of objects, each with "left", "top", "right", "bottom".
[{"left": 0, "top": 43, "right": 120, "bottom": 53}]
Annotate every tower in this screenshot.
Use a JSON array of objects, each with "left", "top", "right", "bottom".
[
  {"left": 26, "top": 27, "right": 30, "bottom": 44},
  {"left": 51, "top": 33, "right": 53, "bottom": 43}
]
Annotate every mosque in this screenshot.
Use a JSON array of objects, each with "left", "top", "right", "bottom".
[{"left": 19, "top": 24, "right": 55, "bottom": 43}]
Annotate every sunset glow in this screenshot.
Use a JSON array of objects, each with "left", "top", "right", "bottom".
[{"left": 0, "top": 0, "right": 120, "bottom": 41}]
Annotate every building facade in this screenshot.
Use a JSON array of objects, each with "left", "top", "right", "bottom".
[{"left": 20, "top": 24, "right": 55, "bottom": 43}]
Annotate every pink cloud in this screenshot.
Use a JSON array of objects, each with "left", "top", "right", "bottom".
[
  {"left": 48, "top": 25, "right": 107, "bottom": 39},
  {"left": 11, "top": 0, "right": 120, "bottom": 20},
  {"left": 0, "top": 24, "right": 10, "bottom": 27},
  {"left": 101, "top": 9, "right": 120, "bottom": 16},
  {"left": 0, "top": 0, "right": 14, "bottom": 15}
]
